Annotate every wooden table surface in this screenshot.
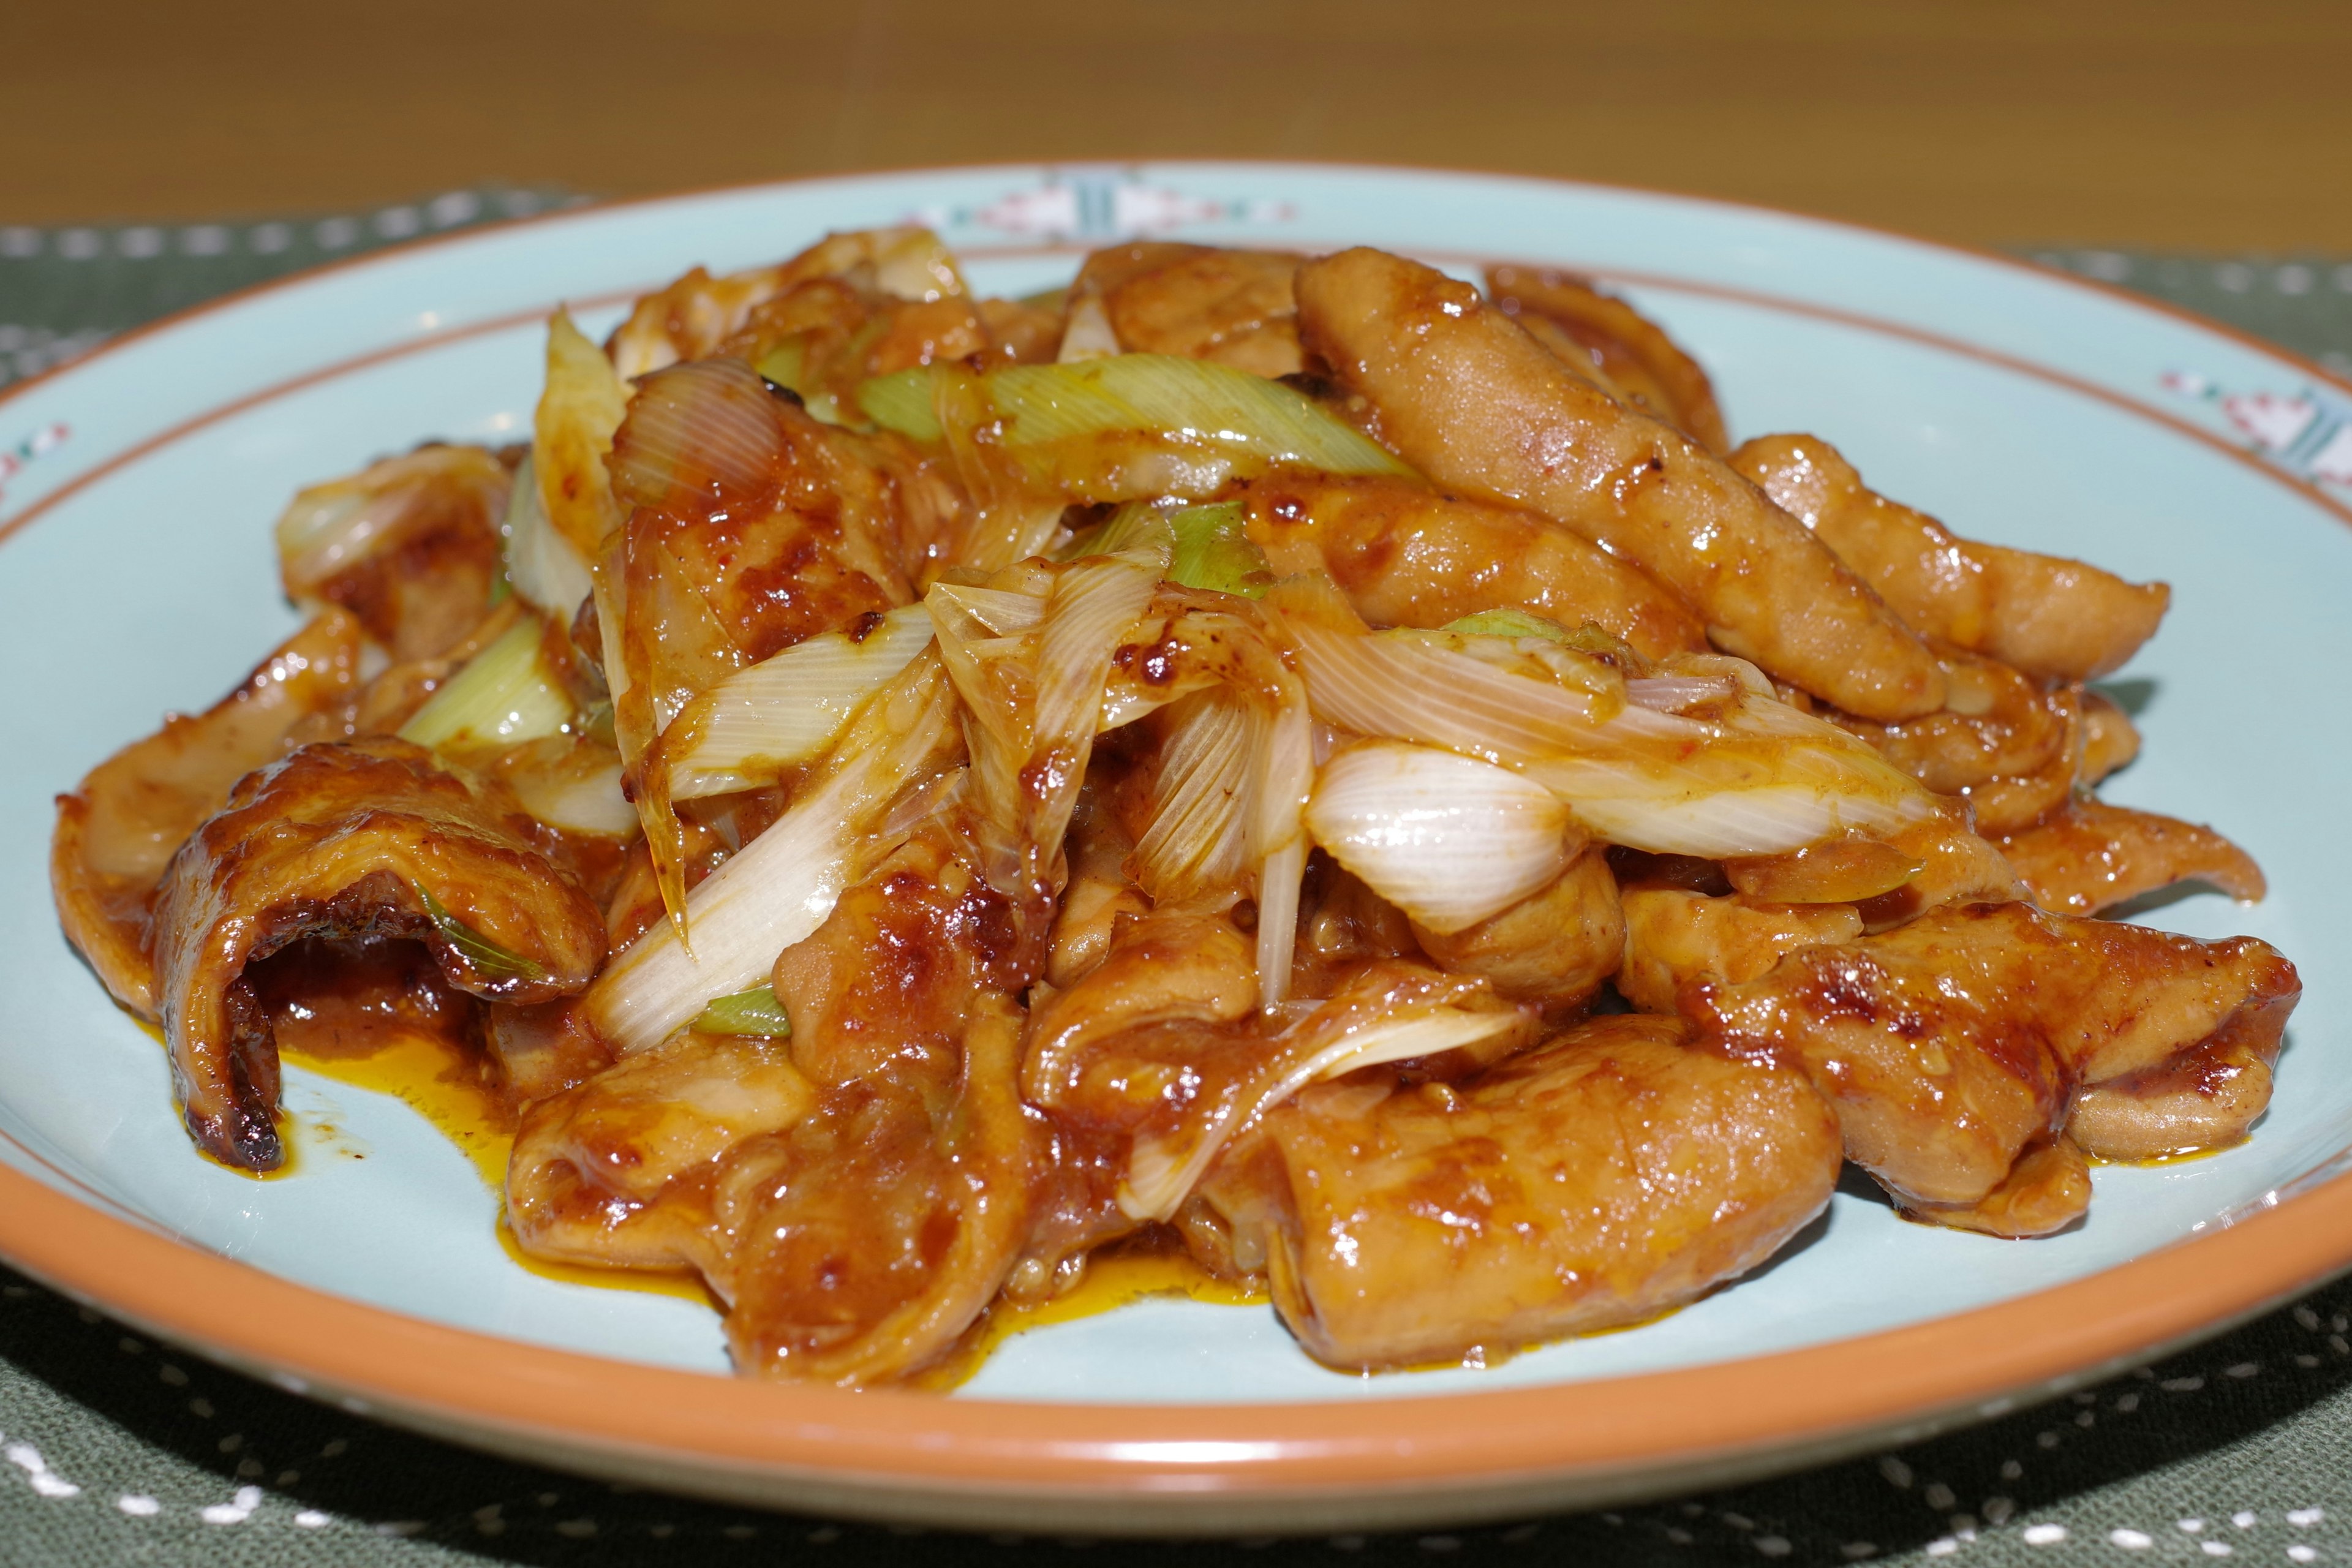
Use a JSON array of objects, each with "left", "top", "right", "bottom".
[{"left": 9, "top": 0, "right": 2349, "bottom": 251}]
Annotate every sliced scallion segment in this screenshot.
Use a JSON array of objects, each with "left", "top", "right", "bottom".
[
  {"left": 989, "top": 354, "right": 1411, "bottom": 476},
  {"left": 856, "top": 367, "right": 944, "bottom": 442},
  {"left": 692, "top": 984, "right": 793, "bottom": 1038},
  {"left": 1166, "top": 502, "right": 1271, "bottom": 598},
  {"left": 398, "top": 618, "right": 575, "bottom": 754}
]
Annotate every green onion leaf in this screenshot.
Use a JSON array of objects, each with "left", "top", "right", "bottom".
[
  {"left": 1166, "top": 502, "right": 1272, "bottom": 598},
  {"left": 692, "top": 984, "right": 793, "bottom": 1038},
  {"left": 398, "top": 618, "right": 575, "bottom": 755},
  {"left": 1441, "top": 609, "right": 1575, "bottom": 643},
  {"left": 418, "top": 886, "right": 548, "bottom": 984}
]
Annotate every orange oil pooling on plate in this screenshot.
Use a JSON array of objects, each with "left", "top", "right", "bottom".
[
  {"left": 246, "top": 938, "right": 707, "bottom": 1303},
  {"left": 286, "top": 1031, "right": 713, "bottom": 1306},
  {"left": 915, "top": 1241, "right": 1270, "bottom": 1392}
]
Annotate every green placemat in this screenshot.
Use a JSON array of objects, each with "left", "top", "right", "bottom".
[{"left": 3, "top": 194, "right": 2348, "bottom": 1567}]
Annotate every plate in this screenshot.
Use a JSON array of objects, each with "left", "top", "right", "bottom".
[{"left": 1, "top": 162, "right": 2349, "bottom": 1535}]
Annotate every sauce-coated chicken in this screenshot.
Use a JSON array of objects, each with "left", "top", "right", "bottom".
[
  {"left": 1996, "top": 796, "right": 2265, "bottom": 916},
  {"left": 55, "top": 612, "right": 369, "bottom": 1017},
  {"left": 1199, "top": 1014, "right": 1840, "bottom": 1370},
  {"left": 1485, "top": 265, "right": 1732, "bottom": 454},
  {"left": 151, "top": 738, "right": 607, "bottom": 1169},
  {"left": 1683, "top": 902, "right": 2298, "bottom": 1234},
  {"left": 1072, "top": 243, "right": 1306, "bottom": 378},
  {"left": 1293, "top": 247, "right": 1947, "bottom": 721},
  {"left": 1240, "top": 472, "right": 1706, "bottom": 660},
  {"left": 273, "top": 447, "right": 510, "bottom": 663},
  {"left": 1731, "top": 434, "right": 2169, "bottom": 682}
]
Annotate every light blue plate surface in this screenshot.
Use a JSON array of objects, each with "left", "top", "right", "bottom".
[{"left": 0, "top": 163, "right": 2344, "bottom": 1406}]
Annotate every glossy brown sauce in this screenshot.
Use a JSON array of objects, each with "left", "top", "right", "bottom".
[{"left": 914, "top": 1237, "right": 1268, "bottom": 1392}]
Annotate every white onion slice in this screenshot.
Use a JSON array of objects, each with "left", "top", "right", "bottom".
[
  {"left": 608, "top": 356, "right": 784, "bottom": 514},
  {"left": 500, "top": 453, "right": 596, "bottom": 619},
  {"left": 1305, "top": 742, "right": 1576, "bottom": 935},
  {"left": 663, "top": 605, "right": 936, "bottom": 799},
  {"left": 584, "top": 654, "right": 962, "bottom": 1054}
]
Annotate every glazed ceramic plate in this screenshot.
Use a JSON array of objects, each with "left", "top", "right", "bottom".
[{"left": 2, "top": 163, "right": 2350, "bottom": 1534}]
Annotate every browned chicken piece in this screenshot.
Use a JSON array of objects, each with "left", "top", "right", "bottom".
[
  {"left": 1285, "top": 856, "right": 1425, "bottom": 1002},
  {"left": 2069, "top": 1003, "right": 2282, "bottom": 1160},
  {"left": 2078, "top": 689, "right": 2141, "bottom": 784},
  {"left": 604, "top": 355, "right": 924, "bottom": 919},
  {"left": 1410, "top": 845, "right": 1624, "bottom": 1011},
  {"left": 518, "top": 821, "right": 1044, "bottom": 1384},
  {"left": 53, "top": 612, "right": 370, "bottom": 1017},
  {"left": 1071, "top": 243, "right": 1305, "bottom": 377},
  {"left": 732, "top": 827, "right": 1040, "bottom": 1382},
  {"left": 1197, "top": 1014, "right": 1839, "bottom": 1370},
  {"left": 1996, "top": 796, "right": 2266, "bottom": 916},
  {"left": 1841, "top": 677, "right": 2082, "bottom": 839},
  {"left": 1024, "top": 907, "right": 1264, "bottom": 1140},
  {"left": 1618, "top": 888, "right": 1863, "bottom": 1014},
  {"left": 1683, "top": 902, "right": 2299, "bottom": 1234},
  {"left": 1919, "top": 1137, "right": 2094, "bottom": 1238},
  {"left": 1485, "top": 265, "right": 1732, "bottom": 454},
  {"left": 1722, "top": 837, "right": 1927, "bottom": 905},
  {"left": 507, "top": 1031, "right": 816, "bottom": 1276},
  {"left": 718, "top": 997, "right": 1036, "bottom": 1384},
  {"left": 1293, "top": 247, "right": 1945, "bottom": 721},
  {"left": 1831, "top": 650, "right": 2071, "bottom": 794},
  {"left": 1042, "top": 787, "right": 1151, "bottom": 989},
  {"left": 974, "top": 295, "right": 1068, "bottom": 366},
  {"left": 149, "top": 737, "right": 608, "bottom": 1170},
  {"left": 274, "top": 447, "right": 510, "bottom": 662},
  {"left": 608, "top": 358, "right": 913, "bottom": 677},
  {"left": 606, "top": 226, "right": 969, "bottom": 379},
  {"left": 1239, "top": 472, "right": 1706, "bottom": 660},
  {"left": 1731, "top": 434, "right": 2169, "bottom": 682},
  {"left": 714, "top": 274, "right": 1006, "bottom": 413}
]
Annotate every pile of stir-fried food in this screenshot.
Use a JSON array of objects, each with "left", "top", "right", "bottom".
[{"left": 53, "top": 229, "right": 2300, "bottom": 1383}]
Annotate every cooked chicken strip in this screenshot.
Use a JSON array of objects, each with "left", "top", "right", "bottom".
[
  {"left": 1618, "top": 888, "right": 1863, "bottom": 1014},
  {"left": 274, "top": 446, "right": 510, "bottom": 662},
  {"left": 1831, "top": 651, "right": 2071, "bottom": 794},
  {"left": 1030, "top": 918, "right": 1535, "bottom": 1226},
  {"left": 2069, "top": 1003, "right": 2281, "bottom": 1161},
  {"left": 1292, "top": 248, "right": 1944, "bottom": 720},
  {"left": 1996, "top": 796, "right": 2265, "bottom": 916},
  {"left": 1217, "top": 1014, "right": 1839, "bottom": 1370},
  {"left": 1485, "top": 265, "right": 1731, "bottom": 453},
  {"left": 149, "top": 738, "right": 608, "bottom": 1170},
  {"left": 1682, "top": 902, "right": 2298, "bottom": 1231},
  {"left": 2078, "top": 690, "right": 2142, "bottom": 784},
  {"left": 608, "top": 227, "right": 968, "bottom": 379},
  {"left": 1913, "top": 1136, "right": 2094, "bottom": 1239},
  {"left": 507, "top": 1031, "right": 816, "bottom": 1275},
  {"left": 1072, "top": 243, "right": 1305, "bottom": 378},
  {"left": 720, "top": 995, "right": 1036, "bottom": 1384},
  {"left": 53, "top": 612, "right": 369, "bottom": 1017},
  {"left": 723, "top": 826, "right": 1041, "bottom": 1382},
  {"left": 1410, "top": 845, "right": 1624, "bottom": 1009},
  {"left": 1240, "top": 472, "right": 1706, "bottom": 659},
  {"left": 1731, "top": 434, "right": 2169, "bottom": 682}
]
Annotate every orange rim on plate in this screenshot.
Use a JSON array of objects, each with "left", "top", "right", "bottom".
[{"left": 1, "top": 164, "right": 2346, "bottom": 1532}]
